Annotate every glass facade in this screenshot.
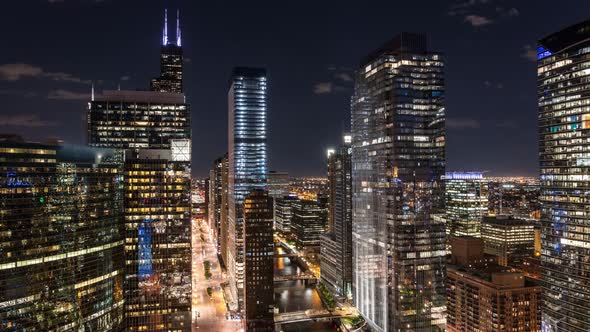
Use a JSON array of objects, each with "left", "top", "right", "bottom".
[
  {"left": 351, "top": 33, "right": 446, "bottom": 331},
  {"left": 445, "top": 172, "right": 488, "bottom": 238},
  {"left": 209, "top": 154, "right": 228, "bottom": 259},
  {"left": 274, "top": 195, "right": 298, "bottom": 235},
  {"left": 481, "top": 215, "right": 535, "bottom": 267},
  {"left": 538, "top": 19, "right": 590, "bottom": 332},
  {"left": 88, "top": 90, "right": 192, "bottom": 331},
  {"left": 320, "top": 135, "right": 353, "bottom": 298},
  {"left": 0, "top": 138, "right": 125, "bottom": 331},
  {"left": 227, "top": 67, "right": 268, "bottom": 311},
  {"left": 123, "top": 151, "right": 192, "bottom": 331},
  {"left": 87, "top": 90, "right": 190, "bottom": 150},
  {"left": 291, "top": 199, "right": 326, "bottom": 251}
]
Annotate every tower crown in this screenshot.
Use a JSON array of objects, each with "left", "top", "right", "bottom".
[{"left": 162, "top": 8, "right": 182, "bottom": 47}]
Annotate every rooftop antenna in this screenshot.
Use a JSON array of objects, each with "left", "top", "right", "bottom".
[
  {"left": 176, "top": 9, "right": 182, "bottom": 47},
  {"left": 162, "top": 9, "right": 169, "bottom": 45},
  {"left": 91, "top": 82, "right": 95, "bottom": 101}
]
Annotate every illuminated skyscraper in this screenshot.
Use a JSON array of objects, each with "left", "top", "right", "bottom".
[
  {"left": 445, "top": 171, "right": 488, "bottom": 238},
  {"left": 209, "top": 154, "right": 228, "bottom": 256},
  {"left": 538, "top": 20, "right": 590, "bottom": 332},
  {"left": 320, "top": 134, "right": 353, "bottom": 298},
  {"left": 291, "top": 199, "right": 326, "bottom": 252},
  {"left": 151, "top": 9, "right": 183, "bottom": 93},
  {"left": 0, "top": 136, "right": 125, "bottom": 331},
  {"left": 88, "top": 90, "right": 191, "bottom": 331},
  {"left": 227, "top": 67, "right": 268, "bottom": 311},
  {"left": 274, "top": 195, "right": 298, "bottom": 236},
  {"left": 481, "top": 215, "right": 535, "bottom": 268},
  {"left": 351, "top": 33, "right": 446, "bottom": 331},
  {"left": 243, "top": 189, "right": 274, "bottom": 331}
]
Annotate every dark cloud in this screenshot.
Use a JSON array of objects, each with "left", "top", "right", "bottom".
[
  {"left": 0, "top": 63, "right": 90, "bottom": 84},
  {"left": 447, "top": 118, "right": 481, "bottom": 129},
  {"left": 522, "top": 45, "right": 537, "bottom": 62},
  {"left": 47, "top": 89, "right": 91, "bottom": 100},
  {"left": 0, "top": 114, "right": 60, "bottom": 127},
  {"left": 464, "top": 15, "right": 493, "bottom": 27},
  {"left": 313, "top": 82, "right": 332, "bottom": 94},
  {"left": 334, "top": 73, "right": 353, "bottom": 82}
]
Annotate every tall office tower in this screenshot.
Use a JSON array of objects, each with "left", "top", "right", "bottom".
[
  {"left": 0, "top": 136, "right": 125, "bottom": 331},
  {"left": 88, "top": 90, "right": 192, "bottom": 331},
  {"left": 243, "top": 190, "right": 275, "bottom": 331},
  {"left": 123, "top": 149, "right": 192, "bottom": 331},
  {"left": 87, "top": 90, "right": 190, "bottom": 149},
  {"left": 151, "top": 9, "right": 183, "bottom": 93},
  {"left": 291, "top": 200, "right": 326, "bottom": 253},
  {"left": 445, "top": 172, "right": 488, "bottom": 238},
  {"left": 228, "top": 67, "right": 268, "bottom": 311},
  {"left": 267, "top": 171, "right": 290, "bottom": 199},
  {"left": 446, "top": 237, "right": 542, "bottom": 332},
  {"left": 481, "top": 215, "right": 536, "bottom": 268},
  {"left": 274, "top": 194, "right": 298, "bottom": 236},
  {"left": 538, "top": 20, "right": 590, "bottom": 332},
  {"left": 320, "top": 134, "right": 353, "bottom": 298},
  {"left": 220, "top": 155, "right": 230, "bottom": 267},
  {"left": 351, "top": 33, "right": 446, "bottom": 331},
  {"left": 209, "top": 154, "right": 228, "bottom": 255}
]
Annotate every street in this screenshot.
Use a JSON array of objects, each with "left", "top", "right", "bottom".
[{"left": 192, "top": 219, "right": 243, "bottom": 331}]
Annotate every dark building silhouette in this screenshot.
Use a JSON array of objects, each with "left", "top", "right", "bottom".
[
  {"left": 320, "top": 134, "right": 352, "bottom": 299},
  {"left": 151, "top": 9, "right": 183, "bottom": 93},
  {"left": 243, "top": 190, "right": 274, "bottom": 331}
]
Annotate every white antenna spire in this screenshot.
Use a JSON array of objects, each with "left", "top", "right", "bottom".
[
  {"left": 91, "top": 82, "right": 95, "bottom": 101},
  {"left": 163, "top": 9, "right": 169, "bottom": 45},
  {"left": 176, "top": 9, "right": 181, "bottom": 47}
]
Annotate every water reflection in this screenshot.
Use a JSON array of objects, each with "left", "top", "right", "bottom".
[{"left": 274, "top": 246, "right": 332, "bottom": 331}]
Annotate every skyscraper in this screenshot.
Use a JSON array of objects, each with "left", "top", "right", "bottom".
[
  {"left": 209, "top": 154, "right": 228, "bottom": 256},
  {"left": 151, "top": 9, "right": 183, "bottom": 93},
  {"left": 291, "top": 199, "right": 326, "bottom": 252},
  {"left": 0, "top": 136, "right": 125, "bottom": 331},
  {"left": 320, "top": 134, "right": 353, "bottom": 298},
  {"left": 351, "top": 33, "right": 446, "bottom": 331},
  {"left": 227, "top": 67, "right": 268, "bottom": 311},
  {"left": 481, "top": 215, "right": 535, "bottom": 268},
  {"left": 243, "top": 189, "right": 274, "bottom": 331},
  {"left": 274, "top": 195, "right": 298, "bottom": 236},
  {"left": 538, "top": 20, "right": 590, "bottom": 331},
  {"left": 88, "top": 58, "right": 191, "bottom": 332},
  {"left": 445, "top": 171, "right": 488, "bottom": 238}
]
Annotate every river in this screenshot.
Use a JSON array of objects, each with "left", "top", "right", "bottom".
[{"left": 274, "top": 246, "right": 336, "bottom": 332}]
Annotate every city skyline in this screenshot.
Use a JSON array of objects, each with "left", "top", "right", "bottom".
[{"left": 2, "top": 0, "right": 590, "bottom": 177}]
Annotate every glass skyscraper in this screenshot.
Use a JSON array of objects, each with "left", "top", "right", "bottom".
[
  {"left": 0, "top": 136, "right": 125, "bottom": 331},
  {"left": 320, "top": 134, "right": 353, "bottom": 298},
  {"left": 227, "top": 67, "right": 268, "bottom": 312},
  {"left": 351, "top": 33, "right": 446, "bottom": 331},
  {"left": 445, "top": 171, "right": 488, "bottom": 238},
  {"left": 88, "top": 90, "right": 191, "bottom": 331},
  {"left": 538, "top": 19, "right": 590, "bottom": 332}
]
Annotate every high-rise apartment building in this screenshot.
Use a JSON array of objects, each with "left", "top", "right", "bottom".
[
  {"left": 151, "top": 9, "right": 183, "bottom": 93},
  {"left": 481, "top": 215, "right": 535, "bottom": 267},
  {"left": 351, "top": 33, "right": 446, "bottom": 331},
  {"left": 243, "top": 190, "right": 274, "bottom": 331},
  {"left": 320, "top": 134, "right": 353, "bottom": 298},
  {"left": 291, "top": 199, "right": 326, "bottom": 252},
  {"left": 538, "top": 20, "right": 590, "bottom": 332},
  {"left": 228, "top": 67, "right": 268, "bottom": 311},
  {"left": 445, "top": 171, "right": 488, "bottom": 238},
  {"left": 446, "top": 237, "right": 542, "bottom": 332},
  {"left": 274, "top": 194, "right": 298, "bottom": 236},
  {"left": 0, "top": 136, "right": 125, "bottom": 331}
]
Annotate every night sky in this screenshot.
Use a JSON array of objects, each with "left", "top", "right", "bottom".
[{"left": 1, "top": 0, "right": 589, "bottom": 177}]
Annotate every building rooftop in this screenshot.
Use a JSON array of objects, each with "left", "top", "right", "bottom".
[{"left": 94, "top": 90, "right": 185, "bottom": 104}]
